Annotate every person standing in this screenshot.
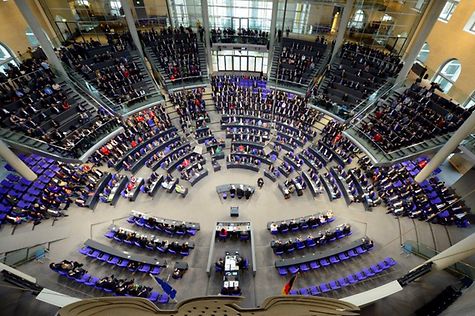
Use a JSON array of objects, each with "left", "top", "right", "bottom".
[{"left": 257, "top": 177, "right": 264, "bottom": 189}]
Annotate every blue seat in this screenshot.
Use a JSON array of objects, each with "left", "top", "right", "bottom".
[
  {"left": 158, "top": 294, "right": 169, "bottom": 304},
  {"left": 356, "top": 271, "right": 367, "bottom": 281},
  {"left": 278, "top": 267, "right": 287, "bottom": 276},
  {"left": 117, "top": 259, "right": 129, "bottom": 268},
  {"left": 329, "top": 280, "right": 340, "bottom": 290},
  {"left": 378, "top": 260, "right": 390, "bottom": 270},
  {"left": 289, "top": 289, "right": 299, "bottom": 295},
  {"left": 148, "top": 291, "right": 159, "bottom": 302},
  {"left": 139, "top": 264, "right": 151, "bottom": 273},
  {"left": 150, "top": 266, "right": 161, "bottom": 275},
  {"left": 320, "top": 258, "right": 330, "bottom": 267},
  {"left": 310, "top": 261, "right": 320, "bottom": 270},
  {"left": 337, "top": 277, "right": 349, "bottom": 287},
  {"left": 371, "top": 264, "right": 382, "bottom": 274},
  {"left": 104, "top": 231, "right": 115, "bottom": 239},
  {"left": 299, "top": 264, "right": 310, "bottom": 272},
  {"left": 385, "top": 257, "right": 397, "bottom": 267},
  {"left": 338, "top": 252, "right": 349, "bottom": 261},
  {"left": 85, "top": 276, "right": 99, "bottom": 287},
  {"left": 98, "top": 253, "right": 110, "bottom": 262},
  {"left": 309, "top": 285, "right": 320, "bottom": 296},
  {"left": 363, "top": 268, "right": 375, "bottom": 277},
  {"left": 306, "top": 239, "right": 316, "bottom": 248},
  {"left": 76, "top": 273, "right": 90, "bottom": 283},
  {"left": 87, "top": 250, "right": 101, "bottom": 258},
  {"left": 319, "top": 283, "right": 330, "bottom": 293},
  {"left": 348, "top": 249, "right": 357, "bottom": 257},
  {"left": 296, "top": 241, "right": 305, "bottom": 250},
  {"left": 356, "top": 246, "right": 367, "bottom": 254},
  {"left": 329, "top": 256, "right": 340, "bottom": 264},
  {"left": 288, "top": 266, "right": 299, "bottom": 274}
]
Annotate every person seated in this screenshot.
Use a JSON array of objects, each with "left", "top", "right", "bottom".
[
  {"left": 236, "top": 185, "right": 244, "bottom": 198},
  {"left": 96, "top": 275, "right": 115, "bottom": 289},
  {"left": 172, "top": 267, "right": 187, "bottom": 279},
  {"left": 232, "top": 286, "right": 241, "bottom": 295},
  {"left": 115, "top": 279, "right": 135, "bottom": 295},
  {"left": 67, "top": 266, "right": 86, "bottom": 279},
  {"left": 244, "top": 188, "right": 252, "bottom": 199},
  {"left": 215, "top": 257, "right": 224, "bottom": 270},
  {"left": 127, "top": 261, "right": 140, "bottom": 271},
  {"left": 229, "top": 185, "right": 236, "bottom": 196}
]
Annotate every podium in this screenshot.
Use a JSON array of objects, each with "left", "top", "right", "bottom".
[{"left": 230, "top": 206, "right": 239, "bottom": 217}]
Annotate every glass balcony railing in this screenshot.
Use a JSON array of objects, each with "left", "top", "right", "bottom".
[{"left": 403, "top": 240, "right": 475, "bottom": 280}]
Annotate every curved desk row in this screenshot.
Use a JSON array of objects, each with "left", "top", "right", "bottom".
[
  {"left": 267, "top": 212, "right": 334, "bottom": 232},
  {"left": 197, "top": 135, "right": 214, "bottom": 144},
  {"left": 216, "top": 184, "right": 255, "bottom": 195},
  {"left": 149, "top": 142, "right": 191, "bottom": 171},
  {"left": 318, "top": 142, "right": 345, "bottom": 167},
  {"left": 106, "top": 225, "right": 194, "bottom": 256},
  {"left": 230, "top": 152, "right": 273, "bottom": 165},
  {"left": 81, "top": 238, "right": 167, "bottom": 269},
  {"left": 277, "top": 130, "right": 305, "bottom": 147},
  {"left": 308, "top": 146, "right": 330, "bottom": 165},
  {"left": 264, "top": 169, "right": 277, "bottom": 182},
  {"left": 85, "top": 173, "right": 112, "bottom": 210},
  {"left": 349, "top": 170, "right": 372, "bottom": 211},
  {"left": 284, "top": 155, "right": 303, "bottom": 171},
  {"left": 299, "top": 153, "right": 324, "bottom": 173},
  {"left": 320, "top": 174, "right": 340, "bottom": 202},
  {"left": 189, "top": 169, "right": 209, "bottom": 186},
  {"left": 232, "top": 141, "right": 264, "bottom": 149},
  {"left": 101, "top": 176, "right": 128, "bottom": 206},
  {"left": 221, "top": 113, "right": 272, "bottom": 123},
  {"left": 166, "top": 151, "right": 200, "bottom": 173},
  {"left": 144, "top": 174, "right": 163, "bottom": 197},
  {"left": 278, "top": 164, "right": 293, "bottom": 178},
  {"left": 329, "top": 167, "right": 353, "bottom": 206},
  {"left": 274, "top": 237, "right": 373, "bottom": 269},
  {"left": 274, "top": 140, "right": 295, "bottom": 152},
  {"left": 221, "top": 123, "right": 271, "bottom": 133},
  {"left": 271, "top": 225, "right": 351, "bottom": 255},
  {"left": 130, "top": 210, "right": 200, "bottom": 233},
  {"left": 275, "top": 121, "right": 315, "bottom": 139},
  {"left": 302, "top": 172, "right": 323, "bottom": 197},
  {"left": 226, "top": 162, "right": 260, "bottom": 172},
  {"left": 129, "top": 136, "right": 181, "bottom": 174},
  {"left": 115, "top": 127, "right": 177, "bottom": 171},
  {"left": 122, "top": 177, "right": 144, "bottom": 202}
]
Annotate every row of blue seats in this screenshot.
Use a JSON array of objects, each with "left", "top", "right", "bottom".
[
  {"left": 289, "top": 257, "right": 397, "bottom": 296},
  {"left": 50, "top": 267, "right": 168, "bottom": 303},
  {"left": 79, "top": 245, "right": 161, "bottom": 275},
  {"left": 277, "top": 244, "right": 373, "bottom": 276}
]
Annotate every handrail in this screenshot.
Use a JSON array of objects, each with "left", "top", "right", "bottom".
[
  {"left": 62, "top": 63, "right": 118, "bottom": 113},
  {"left": 348, "top": 80, "right": 398, "bottom": 124}
]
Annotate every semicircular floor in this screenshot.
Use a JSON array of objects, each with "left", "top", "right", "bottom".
[{"left": 3, "top": 86, "right": 474, "bottom": 316}]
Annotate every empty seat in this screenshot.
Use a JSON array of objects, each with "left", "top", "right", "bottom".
[
  {"left": 319, "top": 283, "right": 330, "bottom": 293},
  {"left": 329, "top": 280, "right": 340, "bottom": 290},
  {"left": 309, "top": 285, "right": 320, "bottom": 296}
]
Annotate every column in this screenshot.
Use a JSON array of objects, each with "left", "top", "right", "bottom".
[
  {"left": 267, "top": 0, "right": 279, "bottom": 68},
  {"left": 419, "top": 233, "right": 475, "bottom": 272},
  {"left": 396, "top": 0, "right": 447, "bottom": 83},
  {"left": 331, "top": 0, "right": 354, "bottom": 59},
  {"left": 0, "top": 141, "right": 37, "bottom": 181},
  {"left": 201, "top": 0, "right": 212, "bottom": 76},
  {"left": 120, "top": 0, "right": 144, "bottom": 58},
  {"left": 415, "top": 111, "right": 475, "bottom": 183},
  {"left": 166, "top": 0, "right": 174, "bottom": 28},
  {"left": 14, "top": 0, "right": 68, "bottom": 78}
]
